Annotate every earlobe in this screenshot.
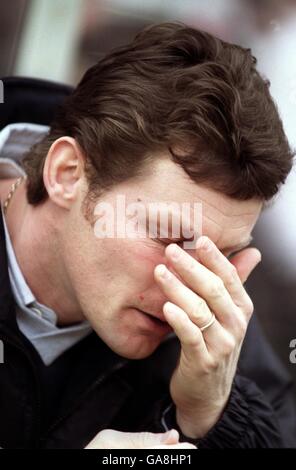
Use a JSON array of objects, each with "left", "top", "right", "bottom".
[{"left": 43, "top": 137, "right": 84, "bottom": 209}]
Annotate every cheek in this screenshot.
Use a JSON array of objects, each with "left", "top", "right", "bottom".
[
  {"left": 124, "top": 241, "right": 177, "bottom": 305},
  {"left": 126, "top": 242, "right": 166, "bottom": 293},
  {"left": 131, "top": 241, "right": 166, "bottom": 268}
]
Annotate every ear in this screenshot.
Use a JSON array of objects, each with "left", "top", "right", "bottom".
[{"left": 43, "top": 137, "right": 85, "bottom": 209}]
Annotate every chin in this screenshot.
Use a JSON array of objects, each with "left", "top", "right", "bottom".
[
  {"left": 120, "top": 345, "right": 159, "bottom": 360},
  {"left": 107, "top": 334, "right": 162, "bottom": 360}
]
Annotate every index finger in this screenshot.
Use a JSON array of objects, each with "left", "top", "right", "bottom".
[{"left": 194, "top": 236, "right": 259, "bottom": 310}]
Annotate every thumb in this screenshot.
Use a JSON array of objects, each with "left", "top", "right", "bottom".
[{"left": 230, "top": 247, "right": 262, "bottom": 284}]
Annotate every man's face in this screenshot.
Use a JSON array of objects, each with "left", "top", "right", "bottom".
[{"left": 60, "top": 157, "right": 262, "bottom": 360}]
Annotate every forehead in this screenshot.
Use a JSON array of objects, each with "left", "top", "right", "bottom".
[{"left": 109, "top": 157, "right": 263, "bottom": 249}]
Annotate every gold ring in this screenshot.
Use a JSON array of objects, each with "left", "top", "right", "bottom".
[{"left": 200, "top": 313, "right": 216, "bottom": 332}]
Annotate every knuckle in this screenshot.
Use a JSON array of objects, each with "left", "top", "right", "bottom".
[
  {"left": 209, "top": 277, "right": 225, "bottom": 299},
  {"left": 225, "top": 265, "right": 239, "bottom": 288},
  {"left": 235, "top": 315, "right": 248, "bottom": 340},
  {"left": 185, "top": 259, "right": 197, "bottom": 275},
  {"left": 222, "top": 334, "right": 236, "bottom": 356},
  {"left": 203, "top": 357, "right": 219, "bottom": 373},
  {"left": 98, "top": 429, "right": 113, "bottom": 439},
  {"left": 96, "top": 428, "right": 116, "bottom": 445},
  {"left": 229, "top": 263, "right": 238, "bottom": 276},
  {"left": 243, "top": 296, "right": 254, "bottom": 319},
  {"left": 189, "top": 298, "right": 208, "bottom": 322}
]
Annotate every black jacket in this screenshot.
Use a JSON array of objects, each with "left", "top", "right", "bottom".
[{"left": 0, "top": 207, "right": 296, "bottom": 449}]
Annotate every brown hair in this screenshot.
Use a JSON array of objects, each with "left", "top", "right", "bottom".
[{"left": 22, "top": 21, "right": 294, "bottom": 205}]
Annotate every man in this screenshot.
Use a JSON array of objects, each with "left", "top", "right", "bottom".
[{"left": 0, "top": 22, "right": 295, "bottom": 449}]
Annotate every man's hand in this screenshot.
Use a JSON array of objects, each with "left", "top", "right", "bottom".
[
  {"left": 154, "top": 236, "right": 261, "bottom": 439},
  {"left": 85, "top": 429, "right": 197, "bottom": 449}
]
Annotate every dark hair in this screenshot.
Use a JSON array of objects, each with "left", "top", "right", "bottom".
[{"left": 23, "top": 21, "right": 294, "bottom": 206}]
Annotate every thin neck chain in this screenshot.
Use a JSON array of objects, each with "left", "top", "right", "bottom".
[{"left": 2, "top": 175, "right": 27, "bottom": 215}]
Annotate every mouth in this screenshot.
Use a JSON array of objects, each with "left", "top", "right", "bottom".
[
  {"left": 137, "top": 309, "right": 167, "bottom": 324},
  {"left": 134, "top": 308, "right": 173, "bottom": 334}
]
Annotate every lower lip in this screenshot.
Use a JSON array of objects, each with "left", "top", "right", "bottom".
[{"left": 134, "top": 309, "right": 173, "bottom": 335}]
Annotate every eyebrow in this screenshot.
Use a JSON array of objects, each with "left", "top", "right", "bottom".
[{"left": 221, "top": 235, "right": 254, "bottom": 255}]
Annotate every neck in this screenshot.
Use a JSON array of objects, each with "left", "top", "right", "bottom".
[{"left": 3, "top": 181, "right": 84, "bottom": 326}]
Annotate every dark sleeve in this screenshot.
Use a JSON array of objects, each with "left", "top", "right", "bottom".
[
  {"left": 161, "top": 315, "right": 296, "bottom": 448},
  {"left": 237, "top": 314, "right": 296, "bottom": 448},
  {"left": 161, "top": 375, "right": 283, "bottom": 448}
]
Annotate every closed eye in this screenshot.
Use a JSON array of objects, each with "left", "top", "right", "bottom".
[
  {"left": 225, "top": 247, "right": 250, "bottom": 260},
  {"left": 153, "top": 237, "right": 194, "bottom": 247}
]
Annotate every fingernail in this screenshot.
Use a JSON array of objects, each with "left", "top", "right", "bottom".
[
  {"left": 160, "top": 430, "right": 171, "bottom": 441},
  {"left": 201, "top": 239, "right": 211, "bottom": 252},
  {"left": 155, "top": 264, "right": 170, "bottom": 279},
  {"left": 166, "top": 243, "right": 181, "bottom": 261},
  {"left": 196, "top": 236, "right": 211, "bottom": 252},
  {"left": 161, "top": 429, "right": 178, "bottom": 442}
]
